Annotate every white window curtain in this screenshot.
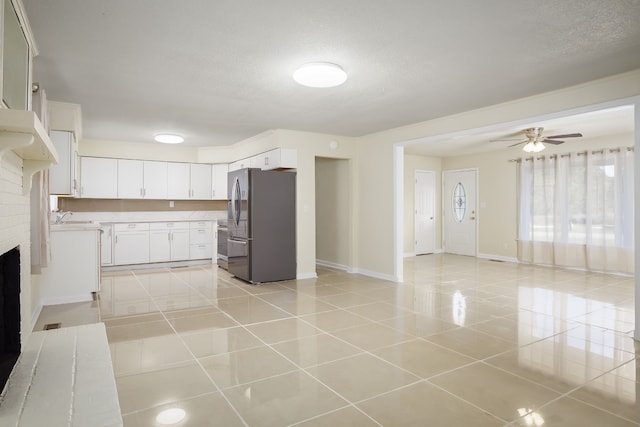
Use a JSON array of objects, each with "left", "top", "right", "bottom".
[{"left": 517, "top": 147, "right": 634, "bottom": 274}]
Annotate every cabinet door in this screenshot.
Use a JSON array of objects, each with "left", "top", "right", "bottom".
[
  {"left": 143, "top": 161, "right": 168, "bottom": 199},
  {"left": 190, "top": 164, "right": 212, "bottom": 199},
  {"left": 149, "top": 230, "right": 171, "bottom": 262},
  {"left": 80, "top": 157, "right": 118, "bottom": 198},
  {"left": 49, "top": 130, "right": 75, "bottom": 195},
  {"left": 117, "top": 159, "right": 144, "bottom": 199},
  {"left": 167, "top": 162, "right": 191, "bottom": 199},
  {"left": 212, "top": 164, "right": 229, "bottom": 199},
  {"left": 101, "top": 224, "right": 113, "bottom": 266},
  {"left": 229, "top": 159, "right": 249, "bottom": 172},
  {"left": 170, "top": 229, "right": 190, "bottom": 261},
  {"left": 113, "top": 231, "right": 150, "bottom": 265}
]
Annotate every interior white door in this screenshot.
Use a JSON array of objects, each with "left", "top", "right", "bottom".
[
  {"left": 443, "top": 169, "right": 477, "bottom": 256},
  {"left": 415, "top": 170, "right": 435, "bottom": 255}
]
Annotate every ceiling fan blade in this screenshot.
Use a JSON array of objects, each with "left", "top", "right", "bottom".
[
  {"left": 489, "top": 138, "right": 521, "bottom": 142},
  {"left": 545, "top": 133, "right": 582, "bottom": 139},
  {"left": 508, "top": 140, "right": 527, "bottom": 147},
  {"left": 542, "top": 139, "right": 564, "bottom": 145}
]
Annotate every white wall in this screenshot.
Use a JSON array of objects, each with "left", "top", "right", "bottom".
[
  {"left": 403, "top": 154, "right": 442, "bottom": 255},
  {"left": 316, "top": 157, "right": 351, "bottom": 268}
]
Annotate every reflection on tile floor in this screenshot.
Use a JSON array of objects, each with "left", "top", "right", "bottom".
[{"left": 92, "top": 255, "right": 640, "bottom": 425}]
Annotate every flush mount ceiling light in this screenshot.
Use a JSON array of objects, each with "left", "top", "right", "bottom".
[
  {"left": 293, "top": 62, "right": 347, "bottom": 88},
  {"left": 154, "top": 134, "right": 184, "bottom": 144}
]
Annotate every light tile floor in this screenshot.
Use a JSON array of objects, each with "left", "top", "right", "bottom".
[{"left": 57, "top": 255, "right": 640, "bottom": 425}]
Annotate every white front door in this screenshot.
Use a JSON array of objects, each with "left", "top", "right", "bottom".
[
  {"left": 415, "top": 170, "right": 435, "bottom": 255},
  {"left": 443, "top": 169, "right": 477, "bottom": 256}
]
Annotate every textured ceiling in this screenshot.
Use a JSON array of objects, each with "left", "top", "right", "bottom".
[{"left": 22, "top": 0, "right": 640, "bottom": 147}]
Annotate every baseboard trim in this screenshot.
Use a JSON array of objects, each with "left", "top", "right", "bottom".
[
  {"left": 102, "top": 259, "right": 213, "bottom": 272},
  {"left": 350, "top": 267, "right": 399, "bottom": 283},
  {"left": 407, "top": 248, "right": 443, "bottom": 258},
  {"left": 477, "top": 253, "right": 519, "bottom": 263},
  {"left": 296, "top": 272, "right": 318, "bottom": 280},
  {"left": 316, "top": 259, "right": 355, "bottom": 273},
  {"left": 316, "top": 260, "right": 399, "bottom": 283}
]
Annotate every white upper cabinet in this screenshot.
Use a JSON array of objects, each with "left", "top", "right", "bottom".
[
  {"left": 190, "top": 163, "right": 212, "bottom": 199},
  {"left": 80, "top": 157, "right": 118, "bottom": 198},
  {"left": 77, "top": 157, "right": 225, "bottom": 200},
  {"left": 229, "top": 158, "right": 250, "bottom": 172},
  {"left": 167, "top": 162, "right": 191, "bottom": 199},
  {"left": 252, "top": 148, "right": 297, "bottom": 170},
  {"left": 117, "top": 159, "right": 144, "bottom": 199},
  {"left": 49, "top": 130, "right": 78, "bottom": 196},
  {"left": 212, "top": 164, "right": 228, "bottom": 200},
  {"left": 117, "top": 159, "right": 167, "bottom": 199},
  {"left": 143, "top": 160, "right": 168, "bottom": 199},
  {"left": 167, "top": 162, "right": 212, "bottom": 200}
]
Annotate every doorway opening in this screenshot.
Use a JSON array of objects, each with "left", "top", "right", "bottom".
[{"left": 315, "top": 157, "right": 352, "bottom": 271}]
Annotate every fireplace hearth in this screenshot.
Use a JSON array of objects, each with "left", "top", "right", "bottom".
[{"left": 0, "top": 247, "right": 20, "bottom": 393}]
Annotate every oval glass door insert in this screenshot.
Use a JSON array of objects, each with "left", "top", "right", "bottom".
[{"left": 452, "top": 182, "right": 466, "bottom": 222}]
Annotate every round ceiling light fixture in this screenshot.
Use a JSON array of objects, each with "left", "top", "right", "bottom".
[
  {"left": 154, "top": 134, "right": 184, "bottom": 144},
  {"left": 293, "top": 62, "right": 347, "bottom": 88}
]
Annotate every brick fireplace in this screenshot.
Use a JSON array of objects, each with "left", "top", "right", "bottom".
[
  {"left": 0, "top": 150, "right": 38, "bottom": 393},
  {"left": 0, "top": 247, "right": 20, "bottom": 392}
]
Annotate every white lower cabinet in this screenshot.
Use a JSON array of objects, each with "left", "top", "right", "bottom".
[
  {"left": 40, "top": 227, "right": 101, "bottom": 304},
  {"left": 150, "top": 222, "right": 190, "bottom": 262},
  {"left": 101, "top": 223, "right": 113, "bottom": 266},
  {"left": 104, "top": 221, "right": 215, "bottom": 266},
  {"left": 189, "top": 221, "right": 213, "bottom": 259},
  {"left": 113, "top": 223, "right": 150, "bottom": 265}
]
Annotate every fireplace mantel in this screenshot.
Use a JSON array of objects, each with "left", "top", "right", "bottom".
[{"left": 0, "top": 109, "right": 58, "bottom": 194}]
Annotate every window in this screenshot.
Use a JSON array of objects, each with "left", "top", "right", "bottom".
[
  {"left": 452, "top": 182, "right": 466, "bottom": 222},
  {"left": 517, "top": 147, "right": 634, "bottom": 274}
]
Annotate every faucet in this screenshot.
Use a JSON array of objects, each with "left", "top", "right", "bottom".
[{"left": 54, "top": 211, "right": 72, "bottom": 224}]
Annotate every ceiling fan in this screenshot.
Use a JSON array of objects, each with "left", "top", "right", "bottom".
[{"left": 492, "top": 127, "right": 583, "bottom": 152}]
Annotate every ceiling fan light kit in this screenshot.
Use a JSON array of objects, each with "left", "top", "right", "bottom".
[
  {"left": 522, "top": 140, "right": 545, "bottom": 153},
  {"left": 494, "top": 127, "right": 583, "bottom": 153}
]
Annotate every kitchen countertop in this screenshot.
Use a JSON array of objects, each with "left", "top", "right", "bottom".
[
  {"left": 50, "top": 221, "right": 102, "bottom": 231},
  {"left": 52, "top": 210, "right": 227, "bottom": 224}
]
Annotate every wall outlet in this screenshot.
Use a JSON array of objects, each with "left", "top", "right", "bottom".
[{"left": 169, "top": 201, "right": 175, "bottom": 208}]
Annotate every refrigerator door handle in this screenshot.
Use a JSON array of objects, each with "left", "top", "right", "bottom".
[{"left": 233, "top": 177, "right": 242, "bottom": 226}]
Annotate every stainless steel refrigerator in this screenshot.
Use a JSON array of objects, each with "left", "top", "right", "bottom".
[{"left": 227, "top": 168, "right": 296, "bottom": 283}]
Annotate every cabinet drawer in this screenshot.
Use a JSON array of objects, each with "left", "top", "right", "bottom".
[
  {"left": 190, "top": 228, "right": 212, "bottom": 245},
  {"left": 189, "top": 221, "right": 212, "bottom": 230},
  {"left": 190, "top": 244, "right": 212, "bottom": 259},
  {"left": 150, "top": 221, "right": 189, "bottom": 231},
  {"left": 114, "top": 222, "right": 150, "bottom": 232}
]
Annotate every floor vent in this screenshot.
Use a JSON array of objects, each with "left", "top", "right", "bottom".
[
  {"left": 43, "top": 323, "right": 61, "bottom": 330},
  {"left": 489, "top": 259, "right": 505, "bottom": 263}
]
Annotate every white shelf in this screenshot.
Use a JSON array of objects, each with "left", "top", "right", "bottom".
[{"left": 0, "top": 109, "right": 59, "bottom": 194}]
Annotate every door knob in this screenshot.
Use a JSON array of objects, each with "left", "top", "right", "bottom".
[
  {"left": 470, "top": 217, "right": 476, "bottom": 220},
  {"left": 430, "top": 217, "right": 433, "bottom": 220}
]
